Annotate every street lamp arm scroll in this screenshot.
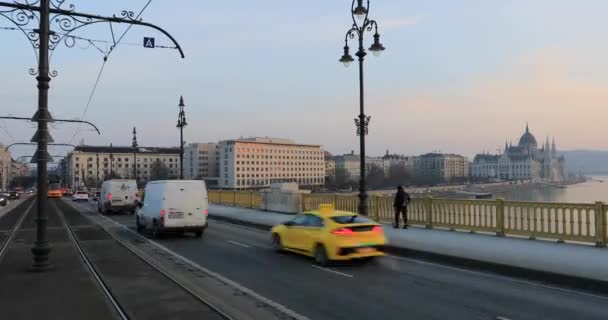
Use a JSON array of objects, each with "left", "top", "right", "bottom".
[{"left": 0, "top": 1, "right": 186, "bottom": 59}]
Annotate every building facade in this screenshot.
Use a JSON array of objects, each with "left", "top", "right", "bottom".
[
  {"left": 66, "top": 145, "right": 180, "bottom": 188},
  {"left": 217, "top": 137, "right": 325, "bottom": 189},
  {"left": 371, "top": 151, "right": 416, "bottom": 177},
  {"left": 470, "top": 125, "right": 567, "bottom": 181},
  {"left": 414, "top": 153, "right": 469, "bottom": 180},
  {"left": 324, "top": 151, "right": 335, "bottom": 181},
  {"left": 333, "top": 152, "right": 360, "bottom": 181},
  {"left": 183, "top": 143, "right": 219, "bottom": 185},
  {"left": 0, "top": 145, "right": 11, "bottom": 190}
]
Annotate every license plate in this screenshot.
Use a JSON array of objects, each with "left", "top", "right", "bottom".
[
  {"left": 169, "top": 212, "right": 184, "bottom": 219},
  {"left": 357, "top": 247, "right": 375, "bottom": 254}
]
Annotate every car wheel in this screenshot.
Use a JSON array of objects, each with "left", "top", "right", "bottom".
[
  {"left": 271, "top": 234, "right": 283, "bottom": 252},
  {"left": 136, "top": 216, "right": 144, "bottom": 233},
  {"left": 194, "top": 229, "right": 204, "bottom": 238},
  {"left": 314, "top": 244, "right": 330, "bottom": 266}
]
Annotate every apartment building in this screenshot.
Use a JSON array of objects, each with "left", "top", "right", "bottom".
[
  {"left": 217, "top": 137, "right": 325, "bottom": 189},
  {"left": 414, "top": 153, "right": 469, "bottom": 180},
  {"left": 66, "top": 145, "right": 180, "bottom": 188},
  {"left": 183, "top": 143, "right": 219, "bottom": 178}
]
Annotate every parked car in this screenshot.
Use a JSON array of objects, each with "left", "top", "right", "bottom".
[
  {"left": 62, "top": 189, "right": 73, "bottom": 197},
  {"left": 8, "top": 191, "right": 20, "bottom": 200},
  {"left": 135, "top": 180, "right": 208, "bottom": 238},
  {"left": 72, "top": 191, "right": 89, "bottom": 202},
  {"left": 98, "top": 179, "right": 138, "bottom": 214}
]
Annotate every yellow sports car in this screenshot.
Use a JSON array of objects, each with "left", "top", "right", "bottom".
[
  {"left": 271, "top": 204, "right": 387, "bottom": 265},
  {"left": 48, "top": 189, "right": 62, "bottom": 198}
]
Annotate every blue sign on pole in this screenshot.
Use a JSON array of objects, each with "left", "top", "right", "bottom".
[{"left": 143, "top": 37, "right": 155, "bottom": 48}]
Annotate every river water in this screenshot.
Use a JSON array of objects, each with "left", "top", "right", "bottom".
[{"left": 496, "top": 175, "right": 608, "bottom": 204}]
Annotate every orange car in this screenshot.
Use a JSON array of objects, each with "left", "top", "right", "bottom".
[{"left": 48, "top": 189, "right": 62, "bottom": 198}]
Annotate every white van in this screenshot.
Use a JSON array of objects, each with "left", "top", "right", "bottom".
[
  {"left": 136, "top": 180, "right": 208, "bottom": 237},
  {"left": 98, "top": 179, "right": 138, "bottom": 214}
]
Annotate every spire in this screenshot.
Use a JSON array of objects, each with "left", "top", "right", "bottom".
[
  {"left": 551, "top": 137, "right": 557, "bottom": 157},
  {"left": 525, "top": 122, "right": 529, "bottom": 133}
]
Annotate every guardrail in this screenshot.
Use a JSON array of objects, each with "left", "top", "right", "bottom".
[
  {"left": 209, "top": 190, "right": 608, "bottom": 247},
  {"left": 208, "top": 190, "right": 261, "bottom": 209}
]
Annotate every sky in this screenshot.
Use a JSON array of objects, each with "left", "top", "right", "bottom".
[{"left": 2, "top": 0, "right": 608, "bottom": 162}]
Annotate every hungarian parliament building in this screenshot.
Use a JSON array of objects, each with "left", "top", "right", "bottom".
[{"left": 470, "top": 124, "right": 567, "bottom": 182}]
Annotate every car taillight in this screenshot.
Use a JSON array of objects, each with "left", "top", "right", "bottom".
[
  {"left": 372, "top": 226, "right": 383, "bottom": 234},
  {"left": 332, "top": 228, "right": 354, "bottom": 235},
  {"left": 108, "top": 193, "right": 112, "bottom": 200},
  {"left": 160, "top": 209, "right": 166, "bottom": 216},
  {"left": 203, "top": 209, "right": 209, "bottom": 215}
]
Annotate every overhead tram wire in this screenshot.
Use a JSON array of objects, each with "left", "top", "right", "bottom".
[{"left": 67, "top": 0, "right": 153, "bottom": 144}]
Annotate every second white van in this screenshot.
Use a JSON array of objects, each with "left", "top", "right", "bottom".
[
  {"left": 98, "top": 179, "right": 138, "bottom": 214},
  {"left": 136, "top": 180, "right": 208, "bottom": 237}
]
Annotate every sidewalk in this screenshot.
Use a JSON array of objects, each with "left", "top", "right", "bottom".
[{"left": 209, "top": 204, "right": 608, "bottom": 287}]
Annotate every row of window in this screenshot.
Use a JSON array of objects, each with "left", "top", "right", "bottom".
[
  {"left": 235, "top": 160, "right": 322, "bottom": 166},
  {"left": 236, "top": 154, "right": 322, "bottom": 161},
  {"left": 76, "top": 163, "right": 178, "bottom": 169},
  {"left": 236, "top": 167, "right": 323, "bottom": 172},
  {"left": 75, "top": 157, "right": 177, "bottom": 163},
  {"left": 233, "top": 147, "right": 322, "bottom": 155},
  {"left": 74, "top": 169, "right": 177, "bottom": 176},
  {"left": 235, "top": 177, "right": 324, "bottom": 186},
  {"left": 236, "top": 173, "right": 324, "bottom": 178}
]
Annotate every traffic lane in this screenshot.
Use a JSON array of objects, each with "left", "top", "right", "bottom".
[
  {"left": 201, "top": 221, "right": 608, "bottom": 320},
  {"left": 76, "top": 202, "right": 608, "bottom": 320}
]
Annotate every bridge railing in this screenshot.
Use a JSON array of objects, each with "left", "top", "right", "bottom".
[
  {"left": 209, "top": 190, "right": 608, "bottom": 247},
  {"left": 208, "top": 190, "right": 261, "bottom": 209}
]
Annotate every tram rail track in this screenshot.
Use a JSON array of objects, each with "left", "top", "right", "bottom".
[{"left": 53, "top": 200, "right": 233, "bottom": 320}]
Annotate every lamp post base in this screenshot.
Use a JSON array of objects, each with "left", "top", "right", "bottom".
[{"left": 29, "top": 242, "right": 53, "bottom": 272}]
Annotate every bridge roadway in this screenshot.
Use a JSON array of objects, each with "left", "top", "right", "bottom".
[{"left": 72, "top": 201, "right": 608, "bottom": 320}]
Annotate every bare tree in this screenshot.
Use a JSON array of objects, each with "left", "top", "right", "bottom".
[
  {"left": 150, "top": 159, "right": 169, "bottom": 181},
  {"left": 367, "top": 164, "right": 385, "bottom": 188}
]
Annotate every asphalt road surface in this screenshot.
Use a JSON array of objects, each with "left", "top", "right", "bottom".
[{"left": 75, "top": 201, "right": 608, "bottom": 320}]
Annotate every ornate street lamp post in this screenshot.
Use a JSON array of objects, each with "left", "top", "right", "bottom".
[
  {"left": 176, "top": 96, "right": 187, "bottom": 180},
  {"left": 0, "top": 0, "right": 184, "bottom": 271},
  {"left": 339, "top": 0, "right": 385, "bottom": 216},
  {"left": 132, "top": 127, "right": 138, "bottom": 182}
]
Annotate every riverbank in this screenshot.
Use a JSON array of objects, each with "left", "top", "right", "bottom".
[{"left": 362, "top": 177, "right": 588, "bottom": 200}]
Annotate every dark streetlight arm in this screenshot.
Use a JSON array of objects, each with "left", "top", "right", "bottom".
[
  {"left": 0, "top": 116, "right": 101, "bottom": 135},
  {"left": 6, "top": 142, "right": 76, "bottom": 152},
  {"left": 0, "top": 1, "right": 185, "bottom": 59}
]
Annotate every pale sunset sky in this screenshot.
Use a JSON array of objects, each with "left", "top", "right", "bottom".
[{"left": 2, "top": 0, "right": 608, "bottom": 161}]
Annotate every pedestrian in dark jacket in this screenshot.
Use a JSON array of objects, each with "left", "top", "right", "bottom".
[{"left": 393, "top": 185, "right": 410, "bottom": 229}]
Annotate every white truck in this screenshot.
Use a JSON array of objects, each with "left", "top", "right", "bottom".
[
  {"left": 98, "top": 179, "right": 138, "bottom": 214},
  {"left": 135, "top": 180, "right": 208, "bottom": 238}
]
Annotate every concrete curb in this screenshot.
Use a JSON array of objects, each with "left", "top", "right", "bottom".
[{"left": 209, "top": 213, "right": 608, "bottom": 296}]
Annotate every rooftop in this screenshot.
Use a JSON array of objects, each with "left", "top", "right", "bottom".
[{"left": 72, "top": 145, "right": 180, "bottom": 154}]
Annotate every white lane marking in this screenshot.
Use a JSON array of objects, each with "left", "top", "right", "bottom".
[
  {"left": 496, "top": 317, "right": 511, "bottom": 320},
  {"left": 311, "top": 265, "right": 354, "bottom": 278},
  {"left": 72, "top": 202, "right": 310, "bottom": 320},
  {"left": 386, "top": 254, "right": 608, "bottom": 301},
  {"left": 227, "top": 240, "right": 251, "bottom": 248}
]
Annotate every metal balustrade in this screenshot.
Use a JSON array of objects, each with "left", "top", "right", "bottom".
[{"left": 208, "top": 190, "right": 607, "bottom": 247}]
